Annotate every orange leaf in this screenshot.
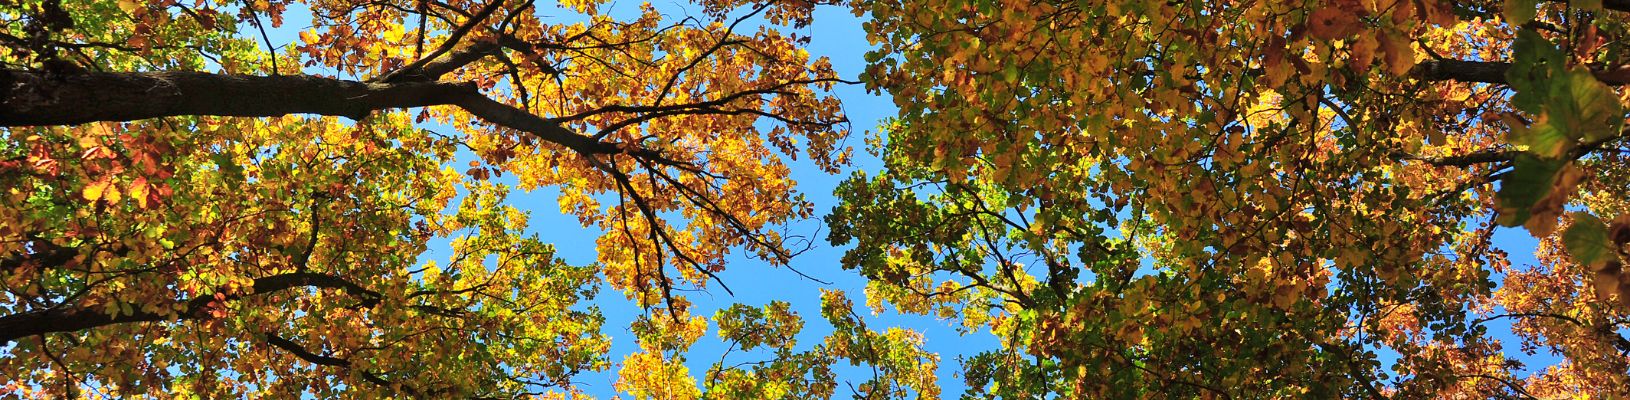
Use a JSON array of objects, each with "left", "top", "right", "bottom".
[{"left": 1307, "top": 7, "right": 1361, "bottom": 40}]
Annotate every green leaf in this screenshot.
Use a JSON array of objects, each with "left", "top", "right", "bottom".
[
  {"left": 1504, "top": 0, "right": 1539, "bottom": 25},
  {"left": 1563, "top": 212, "right": 1615, "bottom": 266},
  {"left": 212, "top": 153, "right": 245, "bottom": 183},
  {"left": 1549, "top": 68, "right": 1624, "bottom": 142},
  {"left": 1495, "top": 154, "right": 1565, "bottom": 226},
  {"left": 1507, "top": 30, "right": 1565, "bottom": 113},
  {"left": 1575, "top": 0, "right": 1603, "bottom": 12},
  {"left": 1509, "top": 121, "right": 1571, "bottom": 157}
]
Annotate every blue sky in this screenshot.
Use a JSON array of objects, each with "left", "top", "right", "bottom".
[
  {"left": 259, "top": 2, "right": 994, "bottom": 396},
  {"left": 492, "top": 3, "right": 1001, "bottom": 396},
  {"left": 253, "top": 1, "right": 1575, "bottom": 397}
]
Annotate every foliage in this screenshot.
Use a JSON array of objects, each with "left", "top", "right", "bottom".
[
  {"left": 0, "top": 0, "right": 941, "bottom": 398},
  {"left": 834, "top": 0, "right": 1630, "bottom": 397},
  {"left": 7, "top": 0, "right": 1630, "bottom": 398}
]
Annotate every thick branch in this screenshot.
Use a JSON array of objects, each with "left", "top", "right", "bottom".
[
  {"left": 1546, "top": 0, "right": 1630, "bottom": 13},
  {"left": 381, "top": 41, "right": 503, "bottom": 83},
  {"left": 1416, "top": 59, "right": 1630, "bottom": 85},
  {"left": 375, "top": 0, "right": 507, "bottom": 83},
  {"left": 0, "top": 69, "right": 617, "bottom": 155},
  {"left": 0, "top": 70, "right": 469, "bottom": 123},
  {"left": 1416, "top": 59, "right": 1517, "bottom": 85},
  {"left": 0, "top": 272, "right": 380, "bottom": 344},
  {"left": 0, "top": 242, "right": 75, "bottom": 275}
]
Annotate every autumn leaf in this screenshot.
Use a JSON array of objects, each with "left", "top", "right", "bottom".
[
  {"left": 82, "top": 177, "right": 115, "bottom": 203},
  {"left": 841, "top": 0, "right": 1630, "bottom": 396},
  {"left": 1307, "top": 7, "right": 1362, "bottom": 40},
  {"left": 1, "top": 0, "right": 856, "bottom": 397},
  {"left": 129, "top": 176, "right": 150, "bottom": 208}
]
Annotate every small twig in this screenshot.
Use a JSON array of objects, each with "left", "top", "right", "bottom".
[
  {"left": 241, "top": 0, "right": 279, "bottom": 75},
  {"left": 414, "top": 0, "right": 428, "bottom": 59},
  {"left": 37, "top": 335, "right": 85, "bottom": 394},
  {"left": 378, "top": 0, "right": 507, "bottom": 82}
]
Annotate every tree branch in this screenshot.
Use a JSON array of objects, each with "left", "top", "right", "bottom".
[
  {"left": 1416, "top": 58, "right": 1630, "bottom": 85},
  {"left": 263, "top": 332, "right": 397, "bottom": 389},
  {"left": 0, "top": 69, "right": 621, "bottom": 156},
  {"left": 0, "top": 70, "right": 468, "bottom": 123},
  {"left": 0, "top": 241, "right": 76, "bottom": 276},
  {"left": 1547, "top": 0, "right": 1630, "bottom": 13},
  {"left": 1393, "top": 128, "right": 1627, "bottom": 168},
  {"left": 391, "top": 41, "right": 503, "bottom": 83},
  {"left": 375, "top": 0, "right": 507, "bottom": 83},
  {"left": 263, "top": 332, "right": 351, "bottom": 367},
  {"left": 1392, "top": 148, "right": 1519, "bottom": 167},
  {"left": 0, "top": 272, "right": 381, "bottom": 344}
]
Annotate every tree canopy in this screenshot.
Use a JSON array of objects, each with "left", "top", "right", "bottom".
[
  {"left": 835, "top": 0, "right": 1630, "bottom": 397},
  {"left": 1, "top": 0, "right": 1628, "bottom": 398},
  {"left": 1, "top": 0, "right": 940, "bottom": 397}
]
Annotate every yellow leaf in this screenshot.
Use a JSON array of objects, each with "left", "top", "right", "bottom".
[
  {"left": 104, "top": 183, "right": 123, "bottom": 204},
  {"left": 1380, "top": 32, "right": 1415, "bottom": 76},
  {"left": 83, "top": 178, "right": 113, "bottom": 202},
  {"left": 129, "top": 177, "right": 150, "bottom": 208}
]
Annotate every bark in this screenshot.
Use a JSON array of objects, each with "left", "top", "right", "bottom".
[
  {"left": 0, "top": 69, "right": 616, "bottom": 155},
  {"left": 1416, "top": 59, "right": 1630, "bottom": 86},
  {"left": 1416, "top": 59, "right": 1518, "bottom": 85},
  {"left": 0, "top": 70, "right": 467, "bottom": 123},
  {"left": 379, "top": 41, "right": 503, "bottom": 83},
  {"left": 1557, "top": 0, "right": 1630, "bottom": 13},
  {"left": 0, "top": 272, "right": 380, "bottom": 344}
]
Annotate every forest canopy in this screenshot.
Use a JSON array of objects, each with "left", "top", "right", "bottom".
[{"left": 2, "top": 0, "right": 1628, "bottom": 398}]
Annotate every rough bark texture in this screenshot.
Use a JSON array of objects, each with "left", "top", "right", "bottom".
[
  {"left": 0, "top": 70, "right": 468, "bottom": 123},
  {"left": 0, "top": 69, "right": 615, "bottom": 155}
]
